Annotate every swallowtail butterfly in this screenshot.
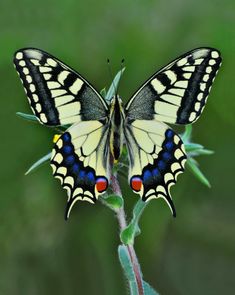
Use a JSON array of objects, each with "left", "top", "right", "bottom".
[{"left": 14, "top": 48, "right": 221, "bottom": 219}]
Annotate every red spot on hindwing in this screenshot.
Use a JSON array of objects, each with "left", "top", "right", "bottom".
[
  {"left": 96, "top": 177, "right": 108, "bottom": 192},
  {"left": 131, "top": 177, "right": 142, "bottom": 192}
]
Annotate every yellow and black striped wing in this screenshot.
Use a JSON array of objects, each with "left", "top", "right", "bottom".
[
  {"left": 14, "top": 48, "right": 108, "bottom": 126},
  {"left": 124, "top": 120, "right": 187, "bottom": 216},
  {"left": 125, "top": 48, "right": 221, "bottom": 124},
  {"left": 51, "top": 120, "right": 110, "bottom": 219}
]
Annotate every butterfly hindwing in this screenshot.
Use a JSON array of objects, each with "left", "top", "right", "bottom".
[
  {"left": 51, "top": 120, "right": 110, "bottom": 219},
  {"left": 124, "top": 120, "right": 187, "bottom": 216},
  {"left": 125, "top": 48, "right": 221, "bottom": 124},
  {"left": 14, "top": 48, "right": 108, "bottom": 126}
]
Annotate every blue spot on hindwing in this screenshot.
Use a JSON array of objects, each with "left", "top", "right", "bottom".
[
  {"left": 165, "top": 141, "right": 174, "bottom": 151},
  {"left": 162, "top": 152, "right": 172, "bottom": 161},
  {"left": 86, "top": 172, "right": 95, "bottom": 185},
  {"left": 152, "top": 168, "right": 160, "bottom": 177},
  {"left": 158, "top": 160, "right": 166, "bottom": 171},
  {"left": 65, "top": 155, "right": 75, "bottom": 165},
  {"left": 78, "top": 170, "right": 86, "bottom": 180},
  {"left": 72, "top": 163, "right": 79, "bottom": 174},
  {"left": 63, "top": 145, "right": 73, "bottom": 154},
  {"left": 143, "top": 170, "right": 152, "bottom": 182},
  {"left": 166, "top": 129, "right": 174, "bottom": 139},
  {"left": 63, "top": 133, "right": 71, "bottom": 142}
]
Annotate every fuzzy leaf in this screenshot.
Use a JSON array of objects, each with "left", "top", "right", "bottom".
[
  {"left": 105, "top": 68, "right": 125, "bottom": 101},
  {"left": 143, "top": 281, "right": 159, "bottom": 295},
  {"left": 186, "top": 157, "right": 211, "bottom": 188},
  {"left": 25, "top": 152, "right": 52, "bottom": 175},
  {"left": 181, "top": 124, "right": 192, "bottom": 142},
  {"left": 100, "top": 87, "right": 107, "bottom": 98},
  {"left": 120, "top": 199, "right": 147, "bottom": 245},
  {"left": 118, "top": 245, "right": 139, "bottom": 294},
  {"left": 102, "top": 194, "right": 123, "bottom": 210},
  {"left": 16, "top": 112, "right": 38, "bottom": 122},
  {"left": 185, "top": 143, "right": 204, "bottom": 153}
]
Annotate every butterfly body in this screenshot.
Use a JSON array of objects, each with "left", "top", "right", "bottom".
[{"left": 14, "top": 47, "right": 222, "bottom": 219}]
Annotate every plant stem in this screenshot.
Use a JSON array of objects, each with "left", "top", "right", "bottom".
[{"left": 111, "top": 174, "right": 144, "bottom": 295}]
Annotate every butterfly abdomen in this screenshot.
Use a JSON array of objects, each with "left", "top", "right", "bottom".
[{"left": 109, "top": 96, "right": 124, "bottom": 161}]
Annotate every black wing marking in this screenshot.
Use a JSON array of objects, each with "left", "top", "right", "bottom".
[
  {"left": 14, "top": 48, "right": 108, "bottom": 126},
  {"left": 125, "top": 48, "right": 222, "bottom": 124},
  {"left": 124, "top": 119, "right": 187, "bottom": 216},
  {"left": 51, "top": 120, "right": 110, "bottom": 219}
]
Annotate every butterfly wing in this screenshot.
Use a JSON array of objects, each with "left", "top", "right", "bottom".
[
  {"left": 124, "top": 120, "right": 186, "bottom": 216},
  {"left": 51, "top": 120, "right": 110, "bottom": 219},
  {"left": 14, "top": 48, "right": 108, "bottom": 126},
  {"left": 125, "top": 48, "right": 221, "bottom": 124}
]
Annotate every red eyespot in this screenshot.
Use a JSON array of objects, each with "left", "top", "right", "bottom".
[
  {"left": 131, "top": 177, "right": 142, "bottom": 192},
  {"left": 96, "top": 177, "right": 108, "bottom": 192}
]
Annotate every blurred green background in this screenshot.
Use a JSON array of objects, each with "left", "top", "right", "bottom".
[{"left": 1, "top": 0, "right": 235, "bottom": 294}]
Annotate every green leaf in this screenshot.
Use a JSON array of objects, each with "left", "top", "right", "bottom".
[
  {"left": 143, "top": 281, "right": 159, "bottom": 295},
  {"left": 105, "top": 67, "right": 125, "bottom": 101},
  {"left": 181, "top": 124, "right": 192, "bottom": 142},
  {"left": 185, "top": 143, "right": 204, "bottom": 153},
  {"left": 16, "top": 112, "right": 38, "bottom": 122},
  {"left": 102, "top": 194, "right": 124, "bottom": 210},
  {"left": 118, "top": 245, "right": 139, "bottom": 295},
  {"left": 100, "top": 87, "right": 107, "bottom": 97},
  {"left": 120, "top": 199, "right": 147, "bottom": 245},
  {"left": 25, "top": 152, "right": 52, "bottom": 175},
  {"left": 186, "top": 157, "right": 211, "bottom": 188}
]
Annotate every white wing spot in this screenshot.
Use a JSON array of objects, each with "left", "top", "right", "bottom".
[
  {"left": 177, "top": 58, "right": 187, "bottom": 66},
  {"left": 40, "top": 113, "right": 48, "bottom": 123},
  {"left": 16, "top": 52, "right": 23, "bottom": 60},
  {"left": 197, "top": 93, "right": 203, "bottom": 101},
  {"left": 19, "top": 60, "right": 26, "bottom": 67},
  {"left": 211, "top": 51, "right": 219, "bottom": 58},
  {"left": 39, "top": 66, "right": 52, "bottom": 73},
  {"left": 209, "top": 59, "right": 216, "bottom": 66},
  {"left": 189, "top": 112, "right": 197, "bottom": 122},
  {"left": 58, "top": 71, "right": 70, "bottom": 85},
  {"left": 47, "top": 58, "right": 57, "bottom": 67},
  {"left": 69, "top": 79, "right": 83, "bottom": 94},
  {"left": 32, "top": 94, "right": 39, "bottom": 102},
  {"left": 23, "top": 68, "right": 29, "bottom": 75},
  {"left": 183, "top": 66, "right": 195, "bottom": 72},
  {"left": 168, "top": 88, "right": 185, "bottom": 96},
  {"left": 174, "top": 81, "right": 188, "bottom": 88},
  {"left": 183, "top": 73, "right": 192, "bottom": 79},
  {"left": 26, "top": 75, "right": 32, "bottom": 83},
  {"left": 30, "top": 59, "right": 40, "bottom": 66},
  {"left": 30, "top": 84, "right": 36, "bottom": 92},
  {"left": 203, "top": 74, "right": 210, "bottom": 82},
  {"left": 36, "top": 103, "right": 42, "bottom": 112},
  {"left": 43, "top": 74, "right": 52, "bottom": 80},
  {"left": 206, "top": 66, "right": 212, "bottom": 73},
  {"left": 200, "top": 83, "right": 206, "bottom": 91},
  {"left": 47, "top": 81, "right": 61, "bottom": 89},
  {"left": 151, "top": 79, "right": 166, "bottom": 94},
  {"left": 51, "top": 89, "right": 67, "bottom": 98},
  {"left": 194, "top": 102, "right": 201, "bottom": 111},
  {"left": 194, "top": 58, "right": 204, "bottom": 65},
  {"left": 164, "top": 70, "right": 177, "bottom": 84}
]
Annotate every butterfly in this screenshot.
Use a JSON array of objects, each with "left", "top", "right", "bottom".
[{"left": 14, "top": 47, "right": 222, "bottom": 219}]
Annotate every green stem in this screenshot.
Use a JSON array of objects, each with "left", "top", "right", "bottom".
[{"left": 110, "top": 174, "right": 144, "bottom": 295}]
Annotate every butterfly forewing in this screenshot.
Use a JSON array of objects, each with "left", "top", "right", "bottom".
[
  {"left": 14, "top": 48, "right": 108, "bottom": 126},
  {"left": 51, "top": 120, "right": 110, "bottom": 219},
  {"left": 125, "top": 48, "right": 222, "bottom": 124},
  {"left": 124, "top": 120, "right": 187, "bottom": 216}
]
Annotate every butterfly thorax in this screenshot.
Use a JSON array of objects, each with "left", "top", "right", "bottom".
[{"left": 109, "top": 95, "right": 125, "bottom": 161}]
